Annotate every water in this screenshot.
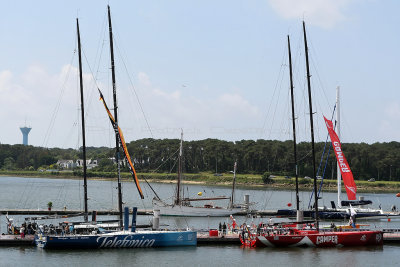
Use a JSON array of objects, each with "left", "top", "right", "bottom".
[
  {"left": 1, "top": 176, "right": 399, "bottom": 266},
  {"left": 5, "top": 244, "right": 400, "bottom": 267}
]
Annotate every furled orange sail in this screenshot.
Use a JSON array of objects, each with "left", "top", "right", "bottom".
[{"left": 98, "top": 89, "right": 144, "bottom": 199}]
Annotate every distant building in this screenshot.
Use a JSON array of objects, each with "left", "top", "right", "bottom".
[
  {"left": 57, "top": 160, "right": 74, "bottom": 169},
  {"left": 86, "top": 159, "right": 98, "bottom": 169},
  {"left": 57, "top": 159, "right": 98, "bottom": 170}
]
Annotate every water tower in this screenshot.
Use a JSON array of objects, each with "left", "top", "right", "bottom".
[{"left": 20, "top": 127, "right": 32, "bottom": 146}]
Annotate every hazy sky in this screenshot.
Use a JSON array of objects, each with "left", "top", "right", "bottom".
[{"left": 1, "top": 0, "right": 399, "bottom": 149}]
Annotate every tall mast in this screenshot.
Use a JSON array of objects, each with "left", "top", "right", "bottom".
[
  {"left": 303, "top": 21, "right": 319, "bottom": 230},
  {"left": 288, "top": 35, "right": 299, "bottom": 212},
  {"left": 76, "top": 18, "right": 88, "bottom": 222},
  {"left": 229, "top": 161, "right": 237, "bottom": 209},
  {"left": 336, "top": 86, "right": 341, "bottom": 207},
  {"left": 107, "top": 5, "right": 123, "bottom": 229},
  {"left": 175, "top": 130, "right": 183, "bottom": 205}
]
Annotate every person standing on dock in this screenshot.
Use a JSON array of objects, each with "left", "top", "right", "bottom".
[
  {"left": 222, "top": 222, "right": 227, "bottom": 235},
  {"left": 20, "top": 226, "right": 25, "bottom": 238},
  {"left": 219, "top": 222, "right": 222, "bottom": 236},
  {"left": 27, "top": 223, "right": 32, "bottom": 235}
]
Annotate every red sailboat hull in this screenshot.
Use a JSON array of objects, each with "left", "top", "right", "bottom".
[{"left": 253, "top": 230, "right": 383, "bottom": 248}]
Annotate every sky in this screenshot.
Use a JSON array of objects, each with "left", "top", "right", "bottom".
[{"left": 0, "top": 0, "right": 399, "bottom": 149}]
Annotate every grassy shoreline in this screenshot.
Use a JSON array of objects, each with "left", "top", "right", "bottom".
[{"left": 0, "top": 170, "right": 399, "bottom": 194}]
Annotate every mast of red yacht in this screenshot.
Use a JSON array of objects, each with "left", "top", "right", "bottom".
[
  {"left": 303, "top": 21, "right": 319, "bottom": 230},
  {"left": 287, "top": 35, "right": 301, "bottom": 222}
]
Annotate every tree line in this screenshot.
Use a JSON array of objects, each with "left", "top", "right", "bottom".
[{"left": 0, "top": 139, "right": 399, "bottom": 181}]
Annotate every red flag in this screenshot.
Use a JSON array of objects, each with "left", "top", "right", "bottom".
[{"left": 324, "top": 116, "right": 357, "bottom": 200}]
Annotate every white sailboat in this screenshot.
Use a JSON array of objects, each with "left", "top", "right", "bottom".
[
  {"left": 152, "top": 131, "right": 243, "bottom": 217},
  {"left": 318, "top": 87, "right": 398, "bottom": 219}
]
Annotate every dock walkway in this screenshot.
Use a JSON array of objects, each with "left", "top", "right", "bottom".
[
  {"left": 0, "top": 209, "right": 279, "bottom": 216},
  {"left": 0, "top": 209, "right": 153, "bottom": 216}
]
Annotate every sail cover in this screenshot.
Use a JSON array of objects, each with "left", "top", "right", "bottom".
[
  {"left": 324, "top": 116, "right": 356, "bottom": 200},
  {"left": 99, "top": 89, "right": 144, "bottom": 199}
]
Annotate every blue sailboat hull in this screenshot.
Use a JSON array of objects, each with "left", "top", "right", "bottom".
[{"left": 35, "top": 230, "right": 197, "bottom": 249}]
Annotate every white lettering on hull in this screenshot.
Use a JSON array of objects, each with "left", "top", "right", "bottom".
[
  {"left": 316, "top": 235, "right": 338, "bottom": 245},
  {"left": 97, "top": 236, "right": 156, "bottom": 248}
]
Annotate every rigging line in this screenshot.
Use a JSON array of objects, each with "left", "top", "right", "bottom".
[
  {"left": 150, "top": 147, "right": 180, "bottom": 174},
  {"left": 169, "top": 156, "right": 179, "bottom": 175},
  {"left": 341, "top": 108, "right": 355, "bottom": 142},
  {"left": 307, "top": 39, "right": 331, "bottom": 108},
  {"left": 80, "top": 49, "right": 97, "bottom": 122},
  {"left": 113, "top": 39, "right": 154, "bottom": 139},
  {"left": 259, "top": 45, "right": 287, "bottom": 138},
  {"left": 263, "top": 190, "right": 274, "bottom": 211},
  {"left": 74, "top": 67, "right": 82, "bottom": 150},
  {"left": 266, "top": 61, "right": 287, "bottom": 141},
  {"left": 17, "top": 172, "right": 37, "bottom": 208},
  {"left": 300, "top": 76, "right": 309, "bottom": 143},
  {"left": 81, "top": 40, "right": 112, "bottom": 144},
  {"left": 42, "top": 52, "right": 77, "bottom": 148},
  {"left": 93, "top": 11, "right": 108, "bottom": 80},
  {"left": 297, "top": 149, "right": 312, "bottom": 163},
  {"left": 269, "top": 59, "right": 287, "bottom": 140},
  {"left": 18, "top": 178, "right": 36, "bottom": 210},
  {"left": 140, "top": 147, "right": 180, "bottom": 198},
  {"left": 308, "top": 105, "right": 337, "bottom": 208},
  {"left": 61, "top": 122, "right": 78, "bottom": 149},
  {"left": 270, "top": 88, "right": 290, "bottom": 172},
  {"left": 309, "top": 55, "right": 331, "bottom": 113}
]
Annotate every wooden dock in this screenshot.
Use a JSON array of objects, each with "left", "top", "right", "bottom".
[
  {"left": 197, "top": 233, "right": 240, "bottom": 244},
  {"left": 0, "top": 235, "right": 34, "bottom": 246},
  {"left": 0, "top": 209, "right": 153, "bottom": 216},
  {"left": 0, "top": 209, "right": 279, "bottom": 217}
]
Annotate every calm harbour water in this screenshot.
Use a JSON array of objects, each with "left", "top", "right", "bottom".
[{"left": 1, "top": 176, "right": 400, "bottom": 266}]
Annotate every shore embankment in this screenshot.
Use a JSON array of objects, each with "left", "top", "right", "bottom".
[{"left": 0, "top": 171, "right": 399, "bottom": 193}]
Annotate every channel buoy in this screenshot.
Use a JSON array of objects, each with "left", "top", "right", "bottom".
[
  {"left": 396, "top": 193, "right": 400, "bottom": 197},
  {"left": 197, "top": 192, "right": 203, "bottom": 196},
  {"left": 287, "top": 203, "right": 292, "bottom": 207}
]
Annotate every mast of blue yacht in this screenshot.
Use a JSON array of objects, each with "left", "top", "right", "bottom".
[
  {"left": 287, "top": 35, "right": 301, "bottom": 220},
  {"left": 303, "top": 21, "right": 319, "bottom": 230},
  {"left": 336, "top": 86, "right": 341, "bottom": 208},
  {"left": 76, "top": 18, "right": 88, "bottom": 222},
  {"left": 107, "top": 5, "right": 123, "bottom": 229}
]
